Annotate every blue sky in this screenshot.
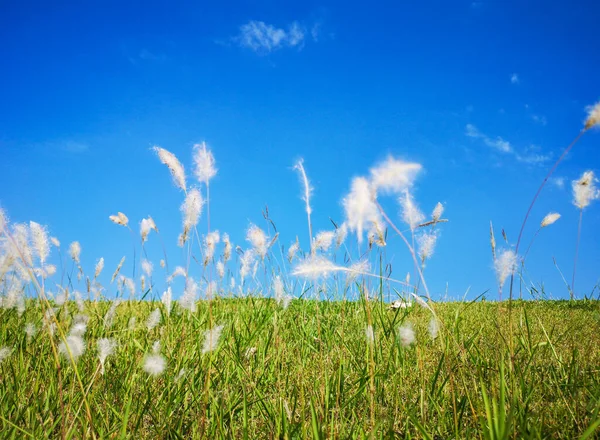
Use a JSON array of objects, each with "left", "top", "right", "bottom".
[{"left": 1, "top": 0, "right": 599, "bottom": 301}]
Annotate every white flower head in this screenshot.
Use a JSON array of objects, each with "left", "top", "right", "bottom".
[
  {"left": 342, "top": 177, "right": 381, "bottom": 243},
  {"left": 141, "top": 259, "right": 153, "bottom": 278},
  {"left": 398, "top": 323, "right": 415, "bottom": 347},
  {"left": 153, "top": 146, "right": 187, "bottom": 192},
  {"left": 314, "top": 231, "right": 335, "bottom": 252},
  {"left": 494, "top": 249, "right": 518, "bottom": 290},
  {"left": 0, "top": 346, "right": 13, "bottom": 364},
  {"left": 193, "top": 141, "right": 217, "bottom": 184},
  {"left": 161, "top": 287, "right": 172, "bottom": 314},
  {"left": 541, "top": 212, "right": 561, "bottom": 228},
  {"left": 400, "top": 189, "right": 425, "bottom": 231},
  {"left": 109, "top": 212, "right": 129, "bottom": 227},
  {"left": 202, "top": 325, "right": 224, "bottom": 354},
  {"left": 572, "top": 171, "right": 598, "bottom": 209},
  {"left": 95, "top": 257, "right": 105, "bottom": 278},
  {"left": 146, "top": 308, "right": 161, "bottom": 331},
  {"left": 59, "top": 335, "right": 86, "bottom": 361},
  {"left": 246, "top": 224, "right": 268, "bottom": 259},
  {"left": 180, "top": 188, "right": 204, "bottom": 245},
  {"left": 143, "top": 353, "right": 166, "bottom": 376},
  {"left": 428, "top": 318, "right": 439, "bottom": 340},
  {"left": 29, "top": 221, "right": 50, "bottom": 264},
  {"left": 432, "top": 202, "right": 444, "bottom": 221},
  {"left": 417, "top": 231, "right": 438, "bottom": 261},
  {"left": 584, "top": 101, "right": 600, "bottom": 129},
  {"left": 69, "top": 241, "right": 81, "bottom": 264},
  {"left": 97, "top": 338, "right": 117, "bottom": 375},
  {"left": 369, "top": 156, "right": 422, "bottom": 195}
]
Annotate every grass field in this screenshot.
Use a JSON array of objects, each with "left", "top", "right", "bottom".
[{"left": 1, "top": 297, "right": 600, "bottom": 439}]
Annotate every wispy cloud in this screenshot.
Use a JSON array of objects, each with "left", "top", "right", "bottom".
[
  {"left": 62, "top": 141, "right": 89, "bottom": 154},
  {"left": 510, "top": 73, "right": 520, "bottom": 84},
  {"left": 551, "top": 176, "right": 565, "bottom": 189},
  {"left": 465, "top": 124, "right": 551, "bottom": 165},
  {"left": 531, "top": 114, "right": 548, "bottom": 126},
  {"left": 234, "top": 20, "right": 308, "bottom": 54},
  {"left": 465, "top": 124, "right": 512, "bottom": 153}
]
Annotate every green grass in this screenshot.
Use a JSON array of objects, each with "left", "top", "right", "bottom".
[{"left": 1, "top": 297, "right": 599, "bottom": 439}]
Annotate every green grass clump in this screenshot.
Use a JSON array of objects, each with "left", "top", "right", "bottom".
[{"left": 1, "top": 298, "right": 599, "bottom": 439}]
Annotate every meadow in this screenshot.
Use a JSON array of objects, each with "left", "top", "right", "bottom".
[{"left": 0, "top": 104, "right": 600, "bottom": 439}]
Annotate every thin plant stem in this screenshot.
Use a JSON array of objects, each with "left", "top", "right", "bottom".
[{"left": 571, "top": 209, "right": 583, "bottom": 300}]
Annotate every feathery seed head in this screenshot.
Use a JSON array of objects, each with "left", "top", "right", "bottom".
[
  {"left": 400, "top": 189, "right": 425, "bottom": 231},
  {"left": 240, "top": 249, "right": 255, "bottom": 282},
  {"left": 314, "top": 231, "right": 335, "bottom": 252},
  {"left": 335, "top": 223, "right": 348, "bottom": 248},
  {"left": 161, "top": 287, "right": 172, "bottom": 314},
  {"left": 369, "top": 156, "right": 422, "bottom": 195},
  {"left": 222, "top": 233, "right": 232, "bottom": 262},
  {"left": 432, "top": 202, "right": 444, "bottom": 221},
  {"left": 417, "top": 231, "right": 438, "bottom": 261},
  {"left": 494, "top": 249, "right": 518, "bottom": 290},
  {"left": 146, "top": 308, "right": 161, "bottom": 331},
  {"left": 109, "top": 212, "right": 129, "bottom": 227},
  {"left": 180, "top": 188, "right": 204, "bottom": 245},
  {"left": 95, "top": 257, "right": 104, "bottom": 278},
  {"left": 111, "top": 256, "right": 126, "bottom": 283},
  {"left": 216, "top": 260, "right": 225, "bottom": 279},
  {"left": 153, "top": 146, "right": 187, "bottom": 192},
  {"left": 143, "top": 353, "right": 166, "bottom": 376},
  {"left": 50, "top": 237, "right": 60, "bottom": 247},
  {"left": 97, "top": 338, "right": 117, "bottom": 375},
  {"left": 342, "top": 177, "right": 381, "bottom": 244},
  {"left": 428, "top": 318, "right": 439, "bottom": 339},
  {"left": 141, "top": 259, "right": 153, "bottom": 277},
  {"left": 541, "top": 212, "right": 561, "bottom": 228},
  {"left": 246, "top": 224, "right": 268, "bottom": 259},
  {"left": 193, "top": 141, "right": 217, "bottom": 184},
  {"left": 167, "top": 266, "right": 186, "bottom": 283},
  {"left": 0, "top": 347, "right": 12, "bottom": 364},
  {"left": 365, "top": 325, "right": 375, "bottom": 344},
  {"left": 140, "top": 217, "right": 157, "bottom": 243},
  {"left": 202, "top": 325, "right": 224, "bottom": 354},
  {"left": 398, "top": 323, "right": 415, "bottom": 347},
  {"left": 69, "top": 241, "right": 81, "bottom": 264},
  {"left": 584, "top": 101, "right": 600, "bottom": 129},
  {"left": 572, "top": 171, "right": 598, "bottom": 209},
  {"left": 59, "top": 335, "right": 86, "bottom": 360},
  {"left": 293, "top": 159, "right": 313, "bottom": 216},
  {"left": 29, "top": 221, "right": 50, "bottom": 264},
  {"left": 288, "top": 238, "right": 300, "bottom": 262},
  {"left": 179, "top": 277, "right": 198, "bottom": 313}
]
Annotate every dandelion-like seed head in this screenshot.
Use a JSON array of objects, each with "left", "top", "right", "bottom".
[
  {"left": 143, "top": 353, "right": 166, "bottom": 376},
  {"left": 398, "top": 323, "right": 415, "bottom": 347}
]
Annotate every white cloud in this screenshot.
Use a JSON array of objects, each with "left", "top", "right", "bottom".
[
  {"left": 551, "top": 177, "right": 565, "bottom": 189},
  {"left": 510, "top": 73, "right": 520, "bottom": 84},
  {"left": 465, "top": 124, "right": 513, "bottom": 153},
  {"left": 531, "top": 114, "right": 548, "bottom": 126},
  {"left": 465, "top": 125, "right": 551, "bottom": 165},
  {"left": 236, "top": 20, "right": 306, "bottom": 54}
]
